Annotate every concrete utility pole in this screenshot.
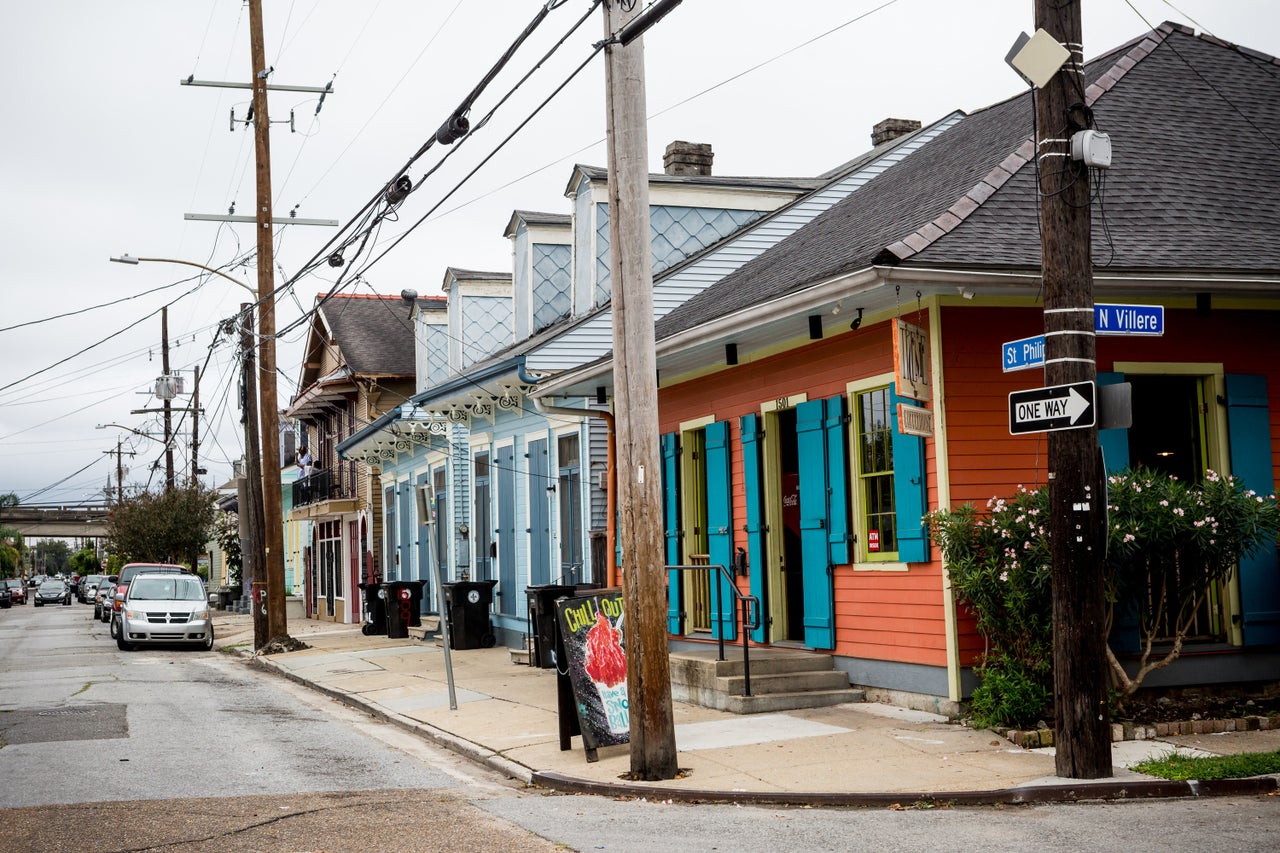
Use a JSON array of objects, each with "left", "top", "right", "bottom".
[
  {"left": 1034, "top": 0, "right": 1112, "bottom": 779},
  {"left": 602, "top": 0, "right": 678, "bottom": 781},
  {"left": 247, "top": 0, "right": 289, "bottom": 645},
  {"left": 161, "top": 307, "right": 175, "bottom": 493}
]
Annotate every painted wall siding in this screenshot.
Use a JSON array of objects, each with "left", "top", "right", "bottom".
[{"left": 659, "top": 323, "right": 946, "bottom": 667}]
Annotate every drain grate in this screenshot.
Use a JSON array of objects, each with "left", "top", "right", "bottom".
[{"left": 37, "top": 708, "right": 98, "bottom": 717}]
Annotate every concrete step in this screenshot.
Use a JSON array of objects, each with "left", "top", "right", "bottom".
[
  {"left": 716, "top": 669, "right": 852, "bottom": 696},
  {"left": 669, "top": 649, "right": 839, "bottom": 682},
  {"left": 726, "top": 688, "right": 866, "bottom": 715}
]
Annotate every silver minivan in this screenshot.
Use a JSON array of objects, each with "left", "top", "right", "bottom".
[{"left": 117, "top": 572, "right": 214, "bottom": 651}]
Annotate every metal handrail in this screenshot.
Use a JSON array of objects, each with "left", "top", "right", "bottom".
[{"left": 666, "top": 562, "right": 761, "bottom": 697}]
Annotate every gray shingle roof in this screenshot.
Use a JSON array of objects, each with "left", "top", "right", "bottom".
[
  {"left": 318, "top": 294, "right": 429, "bottom": 377},
  {"left": 656, "top": 23, "right": 1280, "bottom": 340}
]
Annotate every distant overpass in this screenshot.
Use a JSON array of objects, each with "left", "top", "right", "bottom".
[{"left": 0, "top": 504, "right": 110, "bottom": 538}]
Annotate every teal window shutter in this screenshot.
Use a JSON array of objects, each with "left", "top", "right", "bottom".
[
  {"left": 1097, "top": 372, "right": 1137, "bottom": 652},
  {"left": 740, "top": 413, "right": 767, "bottom": 643},
  {"left": 797, "top": 399, "right": 835, "bottom": 649},
  {"left": 890, "top": 384, "right": 929, "bottom": 563},
  {"left": 824, "top": 395, "right": 852, "bottom": 565},
  {"left": 1226, "top": 374, "right": 1280, "bottom": 646},
  {"left": 705, "top": 421, "right": 737, "bottom": 640},
  {"left": 1097, "top": 373, "right": 1130, "bottom": 473},
  {"left": 661, "top": 432, "right": 683, "bottom": 635}
]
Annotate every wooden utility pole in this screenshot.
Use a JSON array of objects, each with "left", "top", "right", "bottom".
[
  {"left": 247, "top": 0, "right": 289, "bottom": 645},
  {"left": 602, "top": 0, "right": 677, "bottom": 781},
  {"left": 191, "top": 366, "right": 201, "bottom": 484},
  {"left": 1035, "top": 0, "right": 1112, "bottom": 779},
  {"left": 241, "top": 303, "right": 268, "bottom": 651},
  {"left": 161, "top": 307, "right": 175, "bottom": 493}
]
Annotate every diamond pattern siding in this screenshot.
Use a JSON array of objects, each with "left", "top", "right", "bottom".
[{"left": 532, "top": 243, "right": 572, "bottom": 332}]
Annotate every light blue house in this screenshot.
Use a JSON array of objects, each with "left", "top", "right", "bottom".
[{"left": 338, "top": 141, "right": 822, "bottom": 646}]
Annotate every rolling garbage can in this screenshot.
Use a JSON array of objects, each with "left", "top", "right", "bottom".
[
  {"left": 441, "top": 579, "right": 498, "bottom": 649},
  {"left": 382, "top": 580, "right": 426, "bottom": 639},
  {"left": 525, "top": 584, "right": 576, "bottom": 668},
  {"left": 358, "top": 582, "right": 388, "bottom": 636}
]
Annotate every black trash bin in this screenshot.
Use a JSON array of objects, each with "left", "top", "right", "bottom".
[
  {"left": 358, "top": 582, "right": 387, "bottom": 636},
  {"left": 525, "top": 584, "right": 576, "bottom": 668},
  {"left": 382, "top": 580, "right": 426, "bottom": 639},
  {"left": 441, "top": 579, "right": 498, "bottom": 649}
]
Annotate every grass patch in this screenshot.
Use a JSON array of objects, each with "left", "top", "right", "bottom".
[{"left": 1132, "top": 749, "right": 1280, "bottom": 781}]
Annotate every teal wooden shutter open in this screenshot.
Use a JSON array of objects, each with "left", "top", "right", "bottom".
[
  {"left": 1226, "top": 374, "right": 1280, "bottom": 646},
  {"left": 740, "top": 413, "right": 767, "bottom": 643},
  {"left": 824, "top": 395, "right": 852, "bottom": 565},
  {"left": 661, "top": 432, "right": 682, "bottom": 635},
  {"left": 705, "top": 420, "right": 737, "bottom": 640},
  {"left": 1097, "top": 373, "right": 1130, "bottom": 473},
  {"left": 890, "top": 384, "right": 929, "bottom": 563},
  {"left": 797, "top": 399, "right": 835, "bottom": 649}
]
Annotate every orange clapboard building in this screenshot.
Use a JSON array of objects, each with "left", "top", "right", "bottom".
[{"left": 539, "top": 22, "right": 1280, "bottom": 709}]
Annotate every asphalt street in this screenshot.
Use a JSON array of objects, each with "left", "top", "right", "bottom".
[{"left": 1, "top": 600, "right": 1277, "bottom": 852}]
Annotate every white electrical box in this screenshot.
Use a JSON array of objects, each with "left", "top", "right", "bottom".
[{"left": 1071, "top": 130, "right": 1112, "bottom": 168}]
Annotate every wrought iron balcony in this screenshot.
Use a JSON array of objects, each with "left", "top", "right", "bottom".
[{"left": 292, "top": 468, "right": 347, "bottom": 507}]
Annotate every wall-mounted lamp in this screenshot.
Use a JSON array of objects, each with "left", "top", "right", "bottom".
[
  {"left": 850, "top": 308, "right": 864, "bottom": 330},
  {"left": 958, "top": 287, "right": 975, "bottom": 300}
]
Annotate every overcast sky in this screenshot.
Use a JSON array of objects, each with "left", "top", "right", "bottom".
[{"left": 1, "top": 0, "right": 1275, "bottom": 508}]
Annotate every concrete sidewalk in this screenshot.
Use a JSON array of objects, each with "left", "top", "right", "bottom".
[{"left": 213, "top": 614, "right": 1280, "bottom": 806}]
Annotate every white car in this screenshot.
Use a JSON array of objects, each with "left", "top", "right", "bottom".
[{"left": 116, "top": 573, "right": 214, "bottom": 652}]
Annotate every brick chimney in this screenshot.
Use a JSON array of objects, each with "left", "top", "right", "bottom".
[
  {"left": 663, "top": 140, "right": 714, "bottom": 176},
  {"left": 871, "top": 118, "right": 922, "bottom": 146}
]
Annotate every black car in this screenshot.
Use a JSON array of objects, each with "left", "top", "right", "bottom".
[
  {"left": 35, "top": 579, "right": 72, "bottom": 606},
  {"left": 0, "top": 584, "right": 10, "bottom": 609}
]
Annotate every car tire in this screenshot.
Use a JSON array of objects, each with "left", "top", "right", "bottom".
[
  {"left": 34, "top": 601, "right": 42, "bottom": 607},
  {"left": 202, "top": 626, "right": 215, "bottom": 651},
  {"left": 109, "top": 616, "right": 119, "bottom": 639},
  {"left": 116, "top": 635, "right": 132, "bottom": 652}
]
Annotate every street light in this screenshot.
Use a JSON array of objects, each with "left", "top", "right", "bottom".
[
  {"left": 96, "top": 423, "right": 165, "bottom": 443},
  {"left": 109, "top": 254, "right": 256, "bottom": 296}
]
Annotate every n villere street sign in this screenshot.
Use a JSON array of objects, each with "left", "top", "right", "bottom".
[{"left": 1008, "top": 381, "right": 1096, "bottom": 435}]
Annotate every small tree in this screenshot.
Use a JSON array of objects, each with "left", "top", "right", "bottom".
[
  {"left": 212, "top": 510, "right": 242, "bottom": 589},
  {"left": 106, "top": 484, "right": 218, "bottom": 566},
  {"left": 929, "top": 468, "right": 1280, "bottom": 725},
  {"left": 1104, "top": 469, "right": 1280, "bottom": 697},
  {"left": 69, "top": 546, "right": 102, "bottom": 577}
]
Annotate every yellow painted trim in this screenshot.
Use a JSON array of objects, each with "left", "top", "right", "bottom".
[
  {"left": 761, "top": 408, "right": 785, "bottom": 639},
  {"left": 760, "top": 393, "right": 807, "bottom": 414},
  {"left": 679, "top": 414, "right": 715, "bottom": 432},
  {"left": 927, "top": 296, "right": 962, "bottom": 702},
  {"left": 851, "top": 561, "right": 910, "bottom": 572}
]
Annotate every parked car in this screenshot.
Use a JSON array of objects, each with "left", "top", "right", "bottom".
[
  {"left": 35, "top": 579, "right": 72, "bottom": 606},
  {"left": 109, "top": 563, "right": 187, "bottom": 639},
  {"left": 3, "top": 578, "right": 27, "bottom": 605},
  {"left": 28, "top": 574, "right": 46, "bottom": 589},
  {"left": 77, "top": 574, "right": 106, "bottom": 604},
  {"left": 116, "top": 572, "right": 213, "bottom": 651},
  {"left": 94, "top": 578, "right": 118, "bottom": 621},
  {"left": 0, "top": 584, "right": 10, "bottom": 608}
]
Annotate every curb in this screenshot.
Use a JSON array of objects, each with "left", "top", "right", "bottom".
[
  {"left": 530, "top": 770, "right": 1280, "bottom": 807},
  {"left": 225, "top": 643, "right": 1280, "bottom": 807}
]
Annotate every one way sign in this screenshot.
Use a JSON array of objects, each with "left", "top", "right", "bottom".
[{"left": 1008, "top": 381, "right": 1096, "bottom": 435}]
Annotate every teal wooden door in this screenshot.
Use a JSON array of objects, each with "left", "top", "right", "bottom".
[
  {"left": 740, "top": 414, "right": 767, "bottom": 643},
  {"left": 796, "top": 399, "right": 834, "bottom": 649},
  {"left": 705, "top": 420, "right": 736, "bottom": 640}
]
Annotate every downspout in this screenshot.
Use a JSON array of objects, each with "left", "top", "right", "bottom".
[{"left": 523, "top": 368, "right": 617, "bottom": 587}]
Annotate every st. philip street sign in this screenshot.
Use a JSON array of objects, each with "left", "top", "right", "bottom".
[{"left": 1008, "top": 381, "right": 1096, "bottom": 435}]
